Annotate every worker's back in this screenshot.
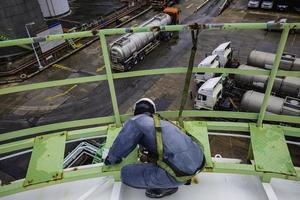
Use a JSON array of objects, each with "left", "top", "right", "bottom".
[{"left": 134, "top": 114, "right": 204, "bottom": 175}]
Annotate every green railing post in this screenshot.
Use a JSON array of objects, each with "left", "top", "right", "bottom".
[
  {"left": 257, "top": 26, "right": 290, "bottom": 127},
  {"left": 98, "top": 32, "right": 121, "bottom": 127}
]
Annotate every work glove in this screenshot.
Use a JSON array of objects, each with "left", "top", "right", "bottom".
[
  {"left": 102, "top": 148, "right": 111, "bottom": 165},
  {"left": 102, "top": 148, "right": 122, "bottom": 165}
]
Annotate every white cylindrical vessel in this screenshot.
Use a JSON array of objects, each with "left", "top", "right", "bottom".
[
  {"left": 110, "top": 13, "right": 172, "bottom": 64},
  {"left": 240, "top": 90, "right": 300, "bottom": 116},
  {"left": 247, "top": 50, "right": 300, "bottom": 71},
  {"left": 38, "top": 0, "right": 71, "bottom": 19},
  {"left": 235, "top": 65, "right": 300, "bottom": 97}
]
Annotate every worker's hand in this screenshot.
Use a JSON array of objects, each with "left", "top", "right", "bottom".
[
  {"left": 104, "top": 156, "right": 111, "bottom": 165},
  {"left": 102, "top": 148, "right": 109, "bottom": 160}
]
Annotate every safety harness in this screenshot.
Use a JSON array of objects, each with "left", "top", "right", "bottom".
[
  {"left": 153, "top": 113, "right": 205, "bottom": 183},
  {"left": 153, "top": 26, "right": 204, "bottom": 183}
]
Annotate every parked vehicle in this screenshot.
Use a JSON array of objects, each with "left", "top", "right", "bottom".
[
  {"left": 194, "top": 76, "right": 223, "bottom": 110},
  {"left": 276, "top": 0, "right": 289, "bottom": 11},
  {"left": 248, "top": 0, "right": 262, "bottom": 8},
  {"left": 261, "top": 0, "right": 274, "bottom": 9},
  {"left": 109, "top": 8, "right": 180, "bottom": 71}
]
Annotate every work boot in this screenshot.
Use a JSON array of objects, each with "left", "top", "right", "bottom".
[{"left": 145, "top": 187, "right": 178, "bottom": 198}]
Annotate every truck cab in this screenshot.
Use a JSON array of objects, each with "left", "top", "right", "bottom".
[
  {"left": 276, "top": 0, "right": 289, "bottom": 11},
  {"left": 194, "top": 76, "right": 223, "bottom": 110},
  {"left": 248, "top": 0, "right": 262, "bottom": 8},
  {"left": 194, "top": 54, "right": 220, "bottom": 86},
  {"left": 212, "top": 41, "right": 232, "bottom": 67},
  {"left": 261, "top": 0, "right": 274, "bottom": 9}
]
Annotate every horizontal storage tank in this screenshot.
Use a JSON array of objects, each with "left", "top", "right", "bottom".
[
  {"left": 235, "top": 65, "right": 300, "bottom": 97},
  {"left": 240, "top": 90, "right": 300, "bottom": 116},
  {"left": 247, "top": 50, "right": 300, "bottom": 71},
  {"left": 0, "top": 0, "right": 46, "bottom": 58},
  {"left": 38, "top": 0, "right": 71, "bottom": 19}
]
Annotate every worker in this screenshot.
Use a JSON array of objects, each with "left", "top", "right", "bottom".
[{"left": 103, "top": 98, "right": 205, "bottom": 198}]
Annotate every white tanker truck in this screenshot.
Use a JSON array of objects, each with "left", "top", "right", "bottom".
[
  {"left": 247, "top": 50, "right": 300, "bottom": 71},
  {"left": 194, "top": 42, "right": 232, "bottom": 85},
  {"left": 235, "top": 65, "right": 300, "bottom": 98},
  {"left": 240, "top": 90, "right": 300, "bottom": 116},
  {"left": 109, "top": 8, "right": 179, "bottom": 71}
]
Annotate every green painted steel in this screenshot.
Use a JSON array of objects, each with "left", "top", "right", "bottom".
[
  {"left": 1, "top": 122, "right": 300, "bottom": 197},
  {"left": 250, "top": 124, "right": 296, "bottom": 178},
  {"left": 257, "top": 27, "right": 290, "bottom": 127},
  {"left": 99, "top": 33, "right": 122, "bottom": 127},
  {"left": 0, "top": 75, "right": 107, "bottom": 95},
  {"left": 0, "top": 68, "right": 299, "bottom": 96},
  {"left": 184, "top": 121, "right": 213, "bottom": 168},
  {"left": 1, "top": 111, "right": 299, "bottom": 144},
  {"left": 0, "top": 23, "right": 299, "bottom": 48},
  {"left": 24, "top": 132, "right": 66, "bottom": 186}
]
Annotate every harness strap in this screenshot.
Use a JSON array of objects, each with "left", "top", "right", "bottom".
[
  {"left": 153, "top": 113, "right": 163, "bottom": 161},
  {"left": 178, "top": 25, "right": 200, "bottom": 127},
  {"left": 153, "top": 114, "right": 202, "bottom": 182}
]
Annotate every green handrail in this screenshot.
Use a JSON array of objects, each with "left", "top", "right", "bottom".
[{"left": 0, "top": 22, "right": 299, "bottom": 137}]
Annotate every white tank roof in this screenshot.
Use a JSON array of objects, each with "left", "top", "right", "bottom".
[{"left": 2, "top": 172, "right": 300, "bottom": 200}]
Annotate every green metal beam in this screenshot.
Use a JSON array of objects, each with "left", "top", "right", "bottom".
[
  {"left": 1, "top": 118, "right": 300, "bottom": 155},
  {"left": 0, "top": 116, "right": 114, "bottom": 142},
  {"left": 0, "top": 111, "right": 299, "bottom": 143},
  {"left": 1, "top": 67, "right": 299, "bottom": 95},
  {"left": 98, "top": 33, "right": 121, "bottom": 127},
  {"left": 1, "top": 23, "right": 300, "bottom": 48},
  {"left": 257, "top": 27, "right": 290, "bottom": 127},
  {"left": 0, "top": 75, "right": 107, "bottom": 95}
]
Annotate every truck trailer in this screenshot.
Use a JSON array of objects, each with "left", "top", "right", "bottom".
[{"left": 109, "top": 8, "right": 179, "bottom": 71}]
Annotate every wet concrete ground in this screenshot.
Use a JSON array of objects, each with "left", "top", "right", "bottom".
[{"left": 1, "top": 0, "right": 300, "bottom": 181}]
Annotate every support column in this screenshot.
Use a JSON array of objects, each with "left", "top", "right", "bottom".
[
  {"left": 99, "top": 32, "right": 121, "bottom": 127},
  {"left": 257, "top": 26, "right": 290, "bottom": 127}
]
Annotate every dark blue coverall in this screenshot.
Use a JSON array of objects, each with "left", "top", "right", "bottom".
[{"left": 106, "top": 114, "right": 204, "bottom": 189}]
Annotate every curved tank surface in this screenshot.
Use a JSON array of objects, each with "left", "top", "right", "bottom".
[
  {"left": 240, "top": 90, "right": 300, "bottom": 116},
  {"left": 110, "top": 13, "right": 172, "bottom": 64},
  {"left": 247, "top": 50, "right": 300, "bottom": 71},
  {"left": 235, "top": 65, "right": 300, "bottom": 97},
  {"left": 0, "top": 0, "right": 46, "bottom": 58},
  {"left": 37, "top": 0, "right": 70, "bottom": 19}
]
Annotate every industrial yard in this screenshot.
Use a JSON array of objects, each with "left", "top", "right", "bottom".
[
  {"left": 0, "top": 0, "right": 300, "bottom": 199},
  {"left": 1, "top": 0, "right": 299, "bottom": 132}
]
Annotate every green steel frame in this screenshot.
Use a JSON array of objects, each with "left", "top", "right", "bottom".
[{"left": 0, "top": 22, "right": 300, "bottom": 197}]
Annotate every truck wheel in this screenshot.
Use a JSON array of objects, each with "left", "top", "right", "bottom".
[
  {"left": 139, "top": 53, "right": 145, "bottom": 61},
  {"left": 20, "top": 73, "right": 27, "bottom": 80}
]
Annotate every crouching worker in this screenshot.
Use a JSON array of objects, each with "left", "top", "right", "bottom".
[{"left": 103, "top": 98, "right": 205, "bottom": 198}]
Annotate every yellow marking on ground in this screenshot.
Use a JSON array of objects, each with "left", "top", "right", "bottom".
[
  {"left": 186, "top": 3, "right": 194, "bottom": 9},
  {"left": 96, "top": 65, "right": 106, "bottom": 72},
  {"left": 46, "top": 85, "right": 78, "bottom": 101},
  {"left": 76, "top": 43, "right": 83, "bottom": 48},
  {"left": 52, "top": 64, "right": 77, "bottom": 72},
  {"left": 132, "top": 23, "right": 139, "bottom": 27}
]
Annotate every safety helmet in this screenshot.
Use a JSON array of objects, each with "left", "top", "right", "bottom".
[{"left": 134, "top": 98, "right": 156, "bottom": 116}]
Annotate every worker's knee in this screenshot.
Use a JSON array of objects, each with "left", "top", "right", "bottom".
[
  {"left": 120, "top": 165, "right": 136, "bottom": 187},
  {"left": 120, "top": 164, "right": 147, "bottom": 189}
]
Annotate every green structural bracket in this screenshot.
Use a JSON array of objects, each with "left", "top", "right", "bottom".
[
  {"left": 101, "top": 124, "right": 138, "bottom": 181},
  {"left": 23, "top": 132, "right": 67, "bottom": 186},
  {"left": 249, "top": 124, "right": 296, "bottom": 177},
  {"left": 184, "top": 121, "right": 213, "bottom": 168}
]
